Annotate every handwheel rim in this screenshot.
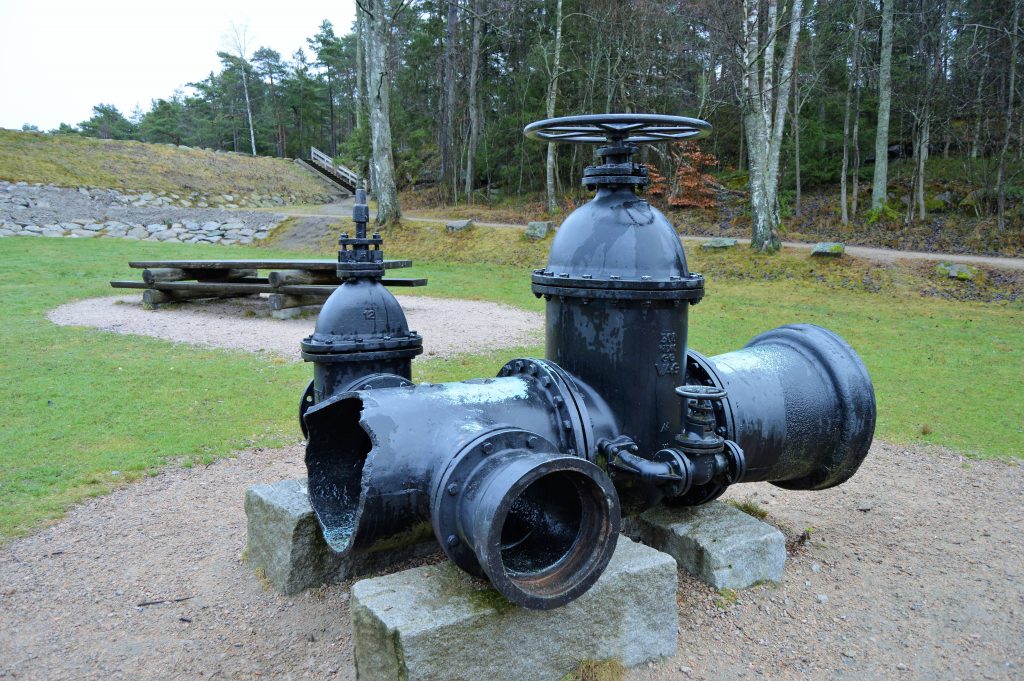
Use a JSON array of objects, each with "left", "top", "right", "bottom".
[{"left": 524, "top": 113, "right": 711, "bottom": 144}]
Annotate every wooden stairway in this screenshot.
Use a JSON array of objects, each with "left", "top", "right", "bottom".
[{"left": 301, "top": 147, "right": 360, "bottom": 194}]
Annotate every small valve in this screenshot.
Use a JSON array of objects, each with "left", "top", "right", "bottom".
[{"left": 674, "top": 385, "right": 728, "bottom": 457}]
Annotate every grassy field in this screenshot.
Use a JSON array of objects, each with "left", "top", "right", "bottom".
[
  {"left": 0, "top": 129, "right": 330, "bottom": 200},
  {"left": 0, "top": 235, "right": 1020, "bottom": 542}
]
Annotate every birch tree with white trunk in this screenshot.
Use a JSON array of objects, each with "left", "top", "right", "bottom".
[
  {"left": 841, "top": 0, "right": 864, "bottom": 225},
  {"left": 358, "top": 0, "right": 404, "bottom": 225},
  {"left": 740, "top": 0, "right": 804, "bottom": 253},
  {"left": 545, "top": 0, "right": 564, "bottom": 214},
  {"left": 227, "top": 23, "right": 257, "bottom": 157}
]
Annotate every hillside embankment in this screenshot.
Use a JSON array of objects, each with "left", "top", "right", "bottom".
[{"left": 0, "top": 129, "right": 339, "bottom": 201}]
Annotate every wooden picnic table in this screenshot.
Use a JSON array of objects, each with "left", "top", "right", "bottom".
[
  {"left": 126, "top": 258, "right": 413, "bottom": 270},
  {"left": 112, "top": 258, "right": 426, "bottom": 313}
]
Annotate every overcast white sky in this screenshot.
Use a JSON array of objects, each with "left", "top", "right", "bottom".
[{"left": 0, "top": 0, "right": 357, "bottom": 130}]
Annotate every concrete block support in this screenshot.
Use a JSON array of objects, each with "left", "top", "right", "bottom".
[
  {"left": 244, "top": 478, "right": 438, "bottom": 594},
  {"left": 350, "top": 537, "right": 678, "bottom": 681},
  {"left": 622, "top": 501, "right": 785, "bottom": 590}
]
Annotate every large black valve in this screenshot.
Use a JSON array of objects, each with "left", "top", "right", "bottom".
[{"left": 303, "top": 113, "right": 876, "bottom": 610}]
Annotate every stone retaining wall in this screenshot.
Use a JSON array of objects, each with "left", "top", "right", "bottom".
[{"left": 0, "top": 180, "right": 292, "bottom": 244}]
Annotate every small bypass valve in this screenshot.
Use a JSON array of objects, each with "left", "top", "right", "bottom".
[{"left": 602, "top": 384, "right": 746, "bottom": 505}]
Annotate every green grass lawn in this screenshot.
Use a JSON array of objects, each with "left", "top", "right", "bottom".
[{"left": 1, "top": 236, "right": 1021, "bottom": 542}]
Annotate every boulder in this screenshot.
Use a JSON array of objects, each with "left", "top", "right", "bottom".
[
  {"left": 935, "top": 262, "right": 977, "bottom": 281},
  {"left": 811, "top": 242, "right": 845, "bottom": 257},
  {"left": 524, "top": 221, "right": 551, "bottom": 240},
  {"left": 701, "top": 237, "right": 738, "bottom": 249},
  {"left": 446, "top": 219, "right": 474, "bottom": 232}
]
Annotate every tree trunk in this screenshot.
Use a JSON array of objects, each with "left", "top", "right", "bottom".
[
  {"left": 840, "top": 0, "right": 863, "bottom": 225},
  {"left": 916, "top": 114, "right": 929, "bottom": 220},
  {"left": 328, "top": 77, "right": 336, "bottom": 156},
  {"left": 997, "top": 0, "right": 1021, "bottom": 230},
  {"left": 742, "top": 0, "right": 803, "bottom": 253},
  {"left": 546, "top": 0, "right": 564, "bottom": 214},
  {"left": 851, "top": 62, "right": 863, "bottom": 218},
  {"left": 970, "top": 38, "right": 987, "bottom": 160},
  {"left": 871, "top": 0, "right": 895, "bottom": 210},
  {"left": 362, "top": 0, "right": 402, "bottom": 224},
  {"left": 355, "top": 5, "right": 365, "bottom": 132},
  {"left": 464, "top": 0, "right": 482, "bottom": 202},
  {"left": 793, "top": 44, "right": 801, "bottom": 218},
  {"left": 440, "top": 0, "right": 458, "bottom": 201},
  {"left": 240, "top": 67, "right": 257, "bottom": 156}
]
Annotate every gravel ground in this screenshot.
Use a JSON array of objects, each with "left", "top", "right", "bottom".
[
  {"left": 0, "top": 442, "right": 1019, "bottom": 681},
  {"left": 47, "top": 294, "right": 544, "bottom": 360},
  {"left": 1, "top": 182, "right": 284, "bottom": 231}
]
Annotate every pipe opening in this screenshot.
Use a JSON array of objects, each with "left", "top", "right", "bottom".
[
  {"left": 500, "top": 473, "right": 583, "bottom": 573},
  {"left": 305, "top": 395, "right": 371, "bottom": 553},
  {"left": 486, "top": 465, "right": 617, "bottom": 606}
]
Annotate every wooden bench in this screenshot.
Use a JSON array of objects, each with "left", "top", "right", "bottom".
[{"left": 111, "top": 259, "right": 426, "bottom": 316}]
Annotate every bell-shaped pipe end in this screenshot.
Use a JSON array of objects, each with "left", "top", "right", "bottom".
[
  {"left": 752, "top": 324, "right": 876, "bottom": 491},
  {"left": 691, "top": 324, "right": 876, "bottom": 491},
  {"left": 434, "top": 434, "right": 620, "bottom": 610}
]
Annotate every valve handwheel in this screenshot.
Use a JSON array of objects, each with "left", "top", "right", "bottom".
[{"left": 524, "top": 113, "right": 711, "bottom": 145}]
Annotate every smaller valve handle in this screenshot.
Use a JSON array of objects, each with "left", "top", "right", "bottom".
[{"left": 675, "top": 385, "right": 727, "bottom": 402}]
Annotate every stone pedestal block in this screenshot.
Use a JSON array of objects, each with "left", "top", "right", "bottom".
[
  {"left": 622, "top": 501, "right": 785, "bottom": 590},
  {"left": 350, "top": 537, "right": 678, "bottom": 681},
  {"left": 244, "top": 478, "right": 438, "bottom": 594}
]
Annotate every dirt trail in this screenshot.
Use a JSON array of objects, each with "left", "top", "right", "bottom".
[
  {"left": 1, "top": 442, "right": 1019, "bottom": 681},
  {"left": 274, "top": 202, "right": 1024, "bottom": 271}
]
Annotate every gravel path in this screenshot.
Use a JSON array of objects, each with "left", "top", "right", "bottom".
[
  {"left": 48, "top": 294, "right": 543, "bottom": 360},
  {"left": 276, "top": 200, "right": 1024, "bottom": 271},
  {"left": 1, "top": 442, "right": 1019, "bottom": 680}
]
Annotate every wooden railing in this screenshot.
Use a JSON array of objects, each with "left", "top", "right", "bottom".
[{"left": 310, "top": 147, "right": 361, "bottom": 189}]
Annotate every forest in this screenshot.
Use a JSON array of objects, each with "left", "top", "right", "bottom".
[{"left": 39, "top": 0, "right": 1023, "bottom": 251}]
